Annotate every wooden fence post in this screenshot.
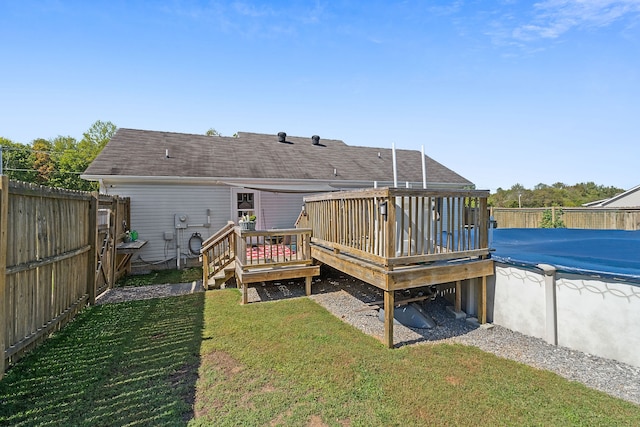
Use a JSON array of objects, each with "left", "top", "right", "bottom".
[
  {"left": 109, "top": 196, "right": 118, "bottom": 290},
  {"left": 0, "top": 176, "right": 9, "bottom": 378},
  {"left": 87, "top": 192, "right": 98, "bottom": 305}
]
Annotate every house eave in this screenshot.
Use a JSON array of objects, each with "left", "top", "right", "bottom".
[{"left": 81, "top": 174, "right": 474, "bottom": 190}]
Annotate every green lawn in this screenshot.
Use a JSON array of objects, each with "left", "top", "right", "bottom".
[
  {"left": 116, "top": 267, "right": 202, "bottom": 287},
  {"left": 1, "top": 289, "right": 638, "bottom": 426}
]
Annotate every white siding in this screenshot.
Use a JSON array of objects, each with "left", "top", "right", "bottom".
[
  {"left": 104, "top": 183, "right": 231, "bottom": 266},
  {"left": 258, "top": 191, "right": 309, "bottom": 229},
  {"left": 607, "top": 189, "right": 640, "bottom": 207}
]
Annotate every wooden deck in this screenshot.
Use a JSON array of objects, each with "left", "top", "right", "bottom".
[
  {"left": 201, "top": 224, "right": 320, "bottom": 304},
  {"left": 301, "top": 187, "right": 494, "bottom": 348},
  {"left": 203, "top": 187, "right": 494, "bottom": 349}
]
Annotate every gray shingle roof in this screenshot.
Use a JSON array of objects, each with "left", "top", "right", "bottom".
[{"left": 83, "top": 128, "right": 473, "bottom": 186}]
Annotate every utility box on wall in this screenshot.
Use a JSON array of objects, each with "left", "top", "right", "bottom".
[{"left": 174, "top": 213, "right": 188, "bottom": 229}]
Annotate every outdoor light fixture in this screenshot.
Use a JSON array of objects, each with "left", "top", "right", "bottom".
[{"left": 379, "top": 201, "right": 388, "bottom": 221}]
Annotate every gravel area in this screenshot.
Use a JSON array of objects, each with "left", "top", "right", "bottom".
[
  {"left": 98, "top": 270, "right": 640, "bottom": 406},
  {"left": 95, "top": 281, "right": 205, "bottom": 305}
]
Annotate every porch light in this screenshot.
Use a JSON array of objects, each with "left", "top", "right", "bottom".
[{"left": 379, "top": 201, "right": 388, "bottom": 221}]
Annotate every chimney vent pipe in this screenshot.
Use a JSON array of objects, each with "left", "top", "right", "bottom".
[
  {"left": 311, "top": 135, "right": 320, "bottom": 145},
  {"left": 277, "top": 132, "right": 287, "bottom": 142}
]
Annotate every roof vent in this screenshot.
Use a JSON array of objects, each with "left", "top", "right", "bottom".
[
  {"left": 277, "top": 132, "right": 287, "bottom": 143},
  {"left": 311, "top": 135, "right": 320, "bottom": 145}
]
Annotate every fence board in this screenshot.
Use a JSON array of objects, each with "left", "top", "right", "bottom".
[
  {"left": 0, "top": 176, "right": 7, "bottom": 376},
  {"left": 0, "top": 179, "right": 130, "bottom": 378},
  {"left": 491, "top": 207, "right": 640, "bottom": 230}
]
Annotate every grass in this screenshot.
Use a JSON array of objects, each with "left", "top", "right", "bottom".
[
  {"left": 1, "top": 289, "right": 639, "bottom": 426},
  {"left": 0, "top": 294, "right": 205, "bottom": 426},
  {"left": 116, "top": 267, "right": 202, "bottom": 287}
]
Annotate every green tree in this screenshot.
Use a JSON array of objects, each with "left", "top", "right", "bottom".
[
  {"left": 80, "top": 120, "right": 117, "bottom": 156},
  {"left": 206, "top": 128, "right": 221, "bottom": 136},
  {"left": 48, "top": 135, "right": 93, "bottom": 191},
  {"left": 31, "top": 138, "right": 54, "bottom": 184},
  {"left": 490, "top": 182, "right": 625, "bottom": 208},
  {"left": 540, "top": 208, "right": 566, "bottom": 228},
  {"left": 49, "top": 121, "right": 117, "bottom": 191},
  {"left": 0, "top": 138, "right": 36, "bottom": 182},
  {"left": 1, "top": 120, "right": 117, "bottom": 191}
]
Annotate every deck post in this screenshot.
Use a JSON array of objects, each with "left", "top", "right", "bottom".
[
  {"left": 455, "top": 280, "right": 462, "bottom": 313},
  {"left": 241, "top": 279, "right": 248, "bottom": 304},
  {"left": 385, "top": 194, "right": 396, "bottom": 262},
  {"left": 202, "top": 250, "right": 209, "bottom": 289},
  {"left": 476, "top": 276, "right": 487, "bottom": 324},
  {"left": 305, "top": 275, "right": 312, "bottom": 296},
  {"left": 384, "top": 290, "right": 394, "bottom": 348}
]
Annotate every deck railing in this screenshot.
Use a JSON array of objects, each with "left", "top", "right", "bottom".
[
  {"left": 201, "top": 221, "right": 236, "bottom": 284},
  {"left": 235, "top": 227, "right": 312, "bottom": 270},
  {"left": 201, "top": 224, "right": 314, "bottom": 285},
  {"left": 303, "top": 188, "right": 490, "bottom": 268}
]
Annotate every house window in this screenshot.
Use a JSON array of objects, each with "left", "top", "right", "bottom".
[{"left": 236, "top": 192, "right": 255, "bottom": 220}]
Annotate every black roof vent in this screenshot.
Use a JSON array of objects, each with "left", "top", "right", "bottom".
[
  {"left": 277, "top": 132, "right": 287, "bottom": 142},
  {"left": 311, "top": 135, "right": 320, "bottom": 145}
]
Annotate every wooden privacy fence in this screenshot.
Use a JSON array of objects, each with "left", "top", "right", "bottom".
[
  {"left": 0, "top": 177, "right": 129, "bottom": 377},
  {"left": 491, "top": 207, "right": 640, "bottom": 230},
  {"left": 96, "top": 194, "right": 131, "bottom": 295}
]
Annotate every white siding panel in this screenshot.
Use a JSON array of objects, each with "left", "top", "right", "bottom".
[
  {"left": 258, "top": 192, "right": 309, "bottom": 229},
  {"left": 105, "top": 183, "right": 231, "bottom": 265},
  {"left": 607, "top": 191, "right": 640, "bottom": 207}
]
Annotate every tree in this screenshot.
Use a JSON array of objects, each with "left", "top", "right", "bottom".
[
  {"left": 489, "top": 182, "right": 625, "bottom": 208},
  {"left": 0, "top": 138, "right": 36, "bottom": 182},
  {"left": 31, "top": 138, "right": 54, "bottom": 184},
  {"left": 540, "top": 208, "right": 566, "bottom": 228},
  {"left": 206, "top": 128, "right": 221, "bottom": 136},
  {"left": 48, "top": 135, "right": 96, "bottom": 191},
  {"left": 1, "top": 120, "right": 117, "bottom": 191},
  {"left": 79, "top": 120, "right": 117, "bottom": 159}
]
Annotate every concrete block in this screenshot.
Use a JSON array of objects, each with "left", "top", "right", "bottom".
[
  {"left": 466, "top": 317, "right": 480, "bottom": 327},
  {"left": 446, "top": 305, "right": 467, "bottom": 320}
]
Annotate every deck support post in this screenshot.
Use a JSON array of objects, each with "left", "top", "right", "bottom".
[
  {"left": 305, "top": 276, "right": 312, "bottom": 296},
  {"left": 476, "top": 276, "right": 487, "bottom": 324},
  {"left": 455, "top": 280, "right": 462, "bottom": 313},
  {"left": 384, "top": 290, "right": 394, "bottom": 348},
  {"left": 241, "top": 280, "right": 248, "bottom": 305}
]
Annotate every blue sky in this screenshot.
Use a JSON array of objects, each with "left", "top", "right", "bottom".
[{"left": 1, "top": 1, "right": 638, "bottom": 192}]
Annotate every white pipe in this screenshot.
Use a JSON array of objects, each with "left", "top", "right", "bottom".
[
  {"left": 392, "top": 142, "right": 398, "bottom": 188},
  {"left": 421, "top": 145, "right": 427, "bottom": 189}
]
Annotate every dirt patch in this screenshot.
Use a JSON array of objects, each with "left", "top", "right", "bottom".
[
  {"left": 269, "top": 408, "right": 293, "bottom": 426},
  {"left": 203, "top": 350, "right": 244, "bottom": 378},
  {"left": 307, "top": 415, "right": 329, "bottom": 427},
  {"left": 445, "top": 375, "right": 463, "bottom": 386}
]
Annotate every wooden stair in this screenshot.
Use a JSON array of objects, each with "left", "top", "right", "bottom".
[{"left": 208, "top": 261, "right": 236, "bottom": 290}]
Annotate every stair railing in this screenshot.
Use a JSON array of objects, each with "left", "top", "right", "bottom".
[{"left": 201, "top": 221, "right": 236, "bottom": 286}]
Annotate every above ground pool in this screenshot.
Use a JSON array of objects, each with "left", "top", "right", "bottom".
[{"left": 490, "top": 228, "right": 640, "bottom": 282}]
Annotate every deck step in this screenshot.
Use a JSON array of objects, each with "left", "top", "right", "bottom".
[{"left": 208, "top": 262, "right": 235, "bottom": 290}]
